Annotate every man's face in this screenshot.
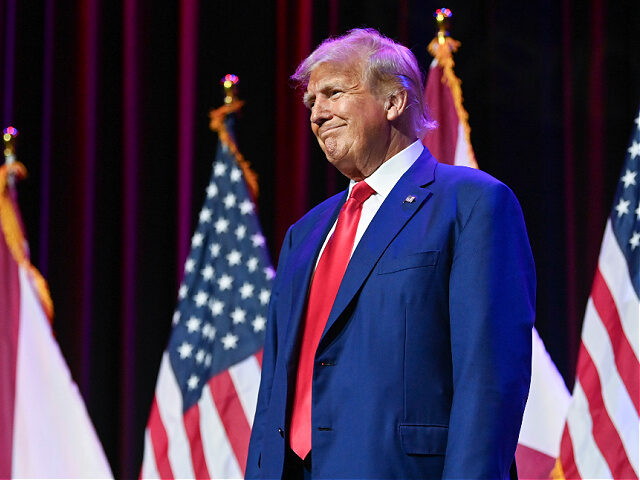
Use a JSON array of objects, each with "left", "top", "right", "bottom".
[{"left": 304, "top": 62, "right": 391, "bottom": 180}]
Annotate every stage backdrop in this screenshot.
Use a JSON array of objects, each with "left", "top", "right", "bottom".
[{"left": 1, "top": 0, "right": 638, "bottom": 477}]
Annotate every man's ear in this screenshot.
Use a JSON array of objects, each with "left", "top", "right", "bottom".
[{"left": 385, "top": 89, "right": 408, "bottom": 121}]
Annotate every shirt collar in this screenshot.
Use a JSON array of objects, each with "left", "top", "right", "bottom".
[{"left": 348, "top": 139, "right": 423, "bottom": 198}]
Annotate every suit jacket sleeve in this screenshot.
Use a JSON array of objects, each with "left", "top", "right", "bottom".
[
  {"left": 442, "top": 181, "right": 536, "bottom": 479},
  {"left": 245, "top": 226, "right": 293, "bottom": 479}
]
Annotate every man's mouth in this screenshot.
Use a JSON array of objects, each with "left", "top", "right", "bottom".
[{"left": 318, "top": 124, "right": 342, "bottom": 140}]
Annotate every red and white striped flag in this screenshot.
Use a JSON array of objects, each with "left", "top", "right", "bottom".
[
  {"left": 553, "top": 109, "right": 640, "bottom": 480},
  {"left": 423, "top": 24, "right": 571, "bottom": 479},
  {"left": 141, "top": 106, "right": 272, "bottom": 479},
  {"left": 0, "top": 159, "right": 112, "bottom": 479}
]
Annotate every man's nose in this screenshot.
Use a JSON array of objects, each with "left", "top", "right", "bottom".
[{"left": 310, "top": 98, "right": 331, "bottom": 125}]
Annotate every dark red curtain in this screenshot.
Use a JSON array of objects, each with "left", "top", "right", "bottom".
[{"left": 1, "top": 0, "right": 638, "bottom": 477}]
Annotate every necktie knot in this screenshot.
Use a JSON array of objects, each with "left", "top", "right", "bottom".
[{"left": 350, "top": 181, "right": 376, "bottom": 206}]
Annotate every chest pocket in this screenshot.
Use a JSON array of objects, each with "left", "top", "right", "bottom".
[{"left": 377, "top": 250, "right": 439, "bottom": 275}]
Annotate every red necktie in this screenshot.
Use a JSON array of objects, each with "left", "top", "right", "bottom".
[{"left": 289, "top": 180, "right": 376, "bottom": 459}]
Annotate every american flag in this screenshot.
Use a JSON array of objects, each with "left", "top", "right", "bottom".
[
  {"left": 554, "top": 108, "right": 640, "bottom": 480},
  {"left": 141, "top": 114, "right": 274, "bottom": 479}
]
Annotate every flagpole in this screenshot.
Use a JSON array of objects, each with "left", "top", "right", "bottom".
[
  {"left": 209, "top": 74, "right": 260, "bottom": 198},
  {"left": 426, "top": 8, "right": 477, "bottom": 168}
]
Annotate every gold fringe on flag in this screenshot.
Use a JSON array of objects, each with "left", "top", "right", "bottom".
[
  {"left": 0, "top": 162, "right": 54, "bottom": 321},
  {"left": 427, "top": 34, "right": 478, "bottom": 169},
  {"left": 208, "top": 100, "right": 260, "bottom": 199},
  {"left": 549, "top": 458, "right": 566, "bottom": 480}
]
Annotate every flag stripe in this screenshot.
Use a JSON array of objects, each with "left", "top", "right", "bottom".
[
  {"left": 209, "top": 370, "right": 252, "bottom": 475},
  {"left": 255, "top": 349, "right": 263, "bottom": 368},
  {"left": 591, "top": 268, "right": 640, "bottom": 413},
  {"left": 0, "top": 231, "right": 20, "bottom": 478},
  {"left": 514, "top": 443, "right": 556, "bottom": 480},
  {"left": 598, "top": 221, "right": 640, "bottom": 359},
  {"left": 199, "top": 385, "right": 243, "bottom": 479},
  {"left": 566, "top": 380, "right": 612, "bottom": 479},
  {"left": 155, "top": 354, "right": 195, "bottom": 478},
  {"left": 559, "top": 425, "right": 581, "bottom": 480},
  {"left": 141, "top": 428, "right": 161, "bottom": 479},
  {"left": 228, "top": 354, "right": 261, "bottom": 426},
  {"left": 183, "top": 404, "right": 211, "bottom": 479},
  {"left": 582, "top": 299, "right": 639, "bottom": 474},
  {"left": 576, "top": 341, "right": 637, "bottom": 479},
  {"left": 147, "top": 398, "right": 175, "bottom": 479}
]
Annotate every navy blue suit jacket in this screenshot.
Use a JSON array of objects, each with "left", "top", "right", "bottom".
[{"left": 246, "top": 148, "right": 536, "bottom": 479}]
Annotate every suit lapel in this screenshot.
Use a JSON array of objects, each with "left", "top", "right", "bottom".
[
  {"left": 281, "top": 192, "right": 347, "bottom": 364},
  {"left": 318, "top": 149, "right": 438, "bottom": 352}
]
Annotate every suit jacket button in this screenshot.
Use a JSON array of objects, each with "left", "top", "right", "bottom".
[{"left": 278, "top": 428, "right": 284, "bottom": 438}]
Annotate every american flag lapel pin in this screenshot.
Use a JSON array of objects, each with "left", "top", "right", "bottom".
[{"left": 404, "top": 195, "right": 416, "bottom": 204}]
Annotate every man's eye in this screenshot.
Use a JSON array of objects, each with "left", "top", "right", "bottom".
[{"left": 330, "top": 90, "right": 342, "bottom": 97}]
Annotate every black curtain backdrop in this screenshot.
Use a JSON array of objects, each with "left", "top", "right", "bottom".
[{"left": 1, "top": 0, "right": 639, "bottom": 477}]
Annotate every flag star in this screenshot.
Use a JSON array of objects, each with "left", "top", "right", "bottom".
[
  {"left": 235, "top": 225, "right": 247, "bottom": 240},
  {"left": 259, "top": 289, "right": 271, "bottom": 305},
  {"left": 223, "top": 193, "right": 237, "bottom": 209},
  {"left": 630, "top": 231, "right": 640, "bottom": 250},
  {"left": 206, "top": 183, "right": 218, "bottom": 198},
  {"left": 193, "top": 290, "right": 209, "bottom": 307},
  {"left": 230, "top": 168, "right": 242, "bottom": 182},
  {"left": 178, "top": 284, "right": 188, "bottom": 299},
  {"left": 239, "top": 282, "right": 254, "bottom": 299},
  {"left": 251, "top": 233, "right": 266, "bottom": 247},
  {"left": 186, "top": 316, "right": 201, "bottom": 333},
  {"left": 187, "top": 374, "right": 199, "bottom": 390},
  {"left": 195, "top": 349, "right": 206, "bottom": 364},
  {"left": 247, "top": 256, "right": 259, "bottom": 272},
  {"left": 615, "top": 198, "right": 630, "bottom": 217},
  {"left": 265, "top": 267, "right": 276, "bottom": 280},
  {"left": 628, "top": 140, "right": 640, "bottom": 159},
  {"left": 252, "top": 315, "right": 267, "bottom": 332},
  {"left": 621, "top": 169, "right": 637, "bottom": 188},
  {"left": 214, "top": 217, "right": 229, "bottom": 233},
  {"left": 218, "top": 274, "right": 233, "bottom": 291},
  {"left": 199, "top": 208, "right": 212, "bottom": 223},
  {"left": 209, "top": 299, "right": 224, "bottom": 316},
  {"left": 201, "top": 265, "right": 214, "bottom": 280},
  {"left": 205, "top": 354, "right": 212, "bottom": 367},
  {"left": 239, "top": 199, "right": 254, "bottom": 215},
  {"left": 210, "top": 243, "right": 221, "bottom": 257},
  {"left": 185, "top": 258, "right": 196, "bottom": 273},
  {"left": 202, "top": 322, "right": 217, "bottom": 340},
  {"left": 230, "top": 307, "right": 247, "bottom": 324},
  {"left": 636, "top": 111, "right": 640, "bottom": 129},
  {"left": 221, "top": 332, "right": 239, "bottom": 350},
  {"left": 636, "top": 203, "right": 640, "bottom": 220},
  {"left": 191, "top": 232, "right": 204, "bottom": 247},
  {"left": 227, "top": 250, "right": 242, "bottom": 266},
  {"left": 172, "top": 311, "right": 180, "bottom": 325},
  {"left": 177, "top": 341, "right": 193, "bottom": 359},
  {"left": 214, "top": 162, "right": 227, "bottom": 177}
]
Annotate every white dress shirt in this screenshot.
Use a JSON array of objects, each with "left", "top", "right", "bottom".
[{"left": 315, "top": 139, "right": 423, "bottom": 265}]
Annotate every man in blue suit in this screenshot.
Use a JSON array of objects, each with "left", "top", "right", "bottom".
[{"left": 246, "top": 28, "right": 535, "bottom": 479}]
